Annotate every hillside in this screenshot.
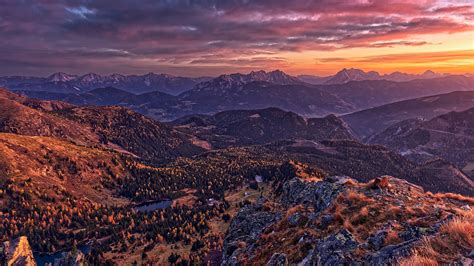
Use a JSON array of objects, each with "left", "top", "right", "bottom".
[
  {"left": 54, "top": 106, "right": 204, "bottom": 163},
  {"left": 0, "top": 133, "right": 130, "bottom": 205},
  {"left": 172, "top": 108, "right": 355, "bottom": 148},
  {"left": 268, "top": 140, "right": 474, "bottom": 196},
  {"left": 222, "top": 173, "right": 474, "bottom": 264},
  {"left": 0, "top": 89, "right": 99, "bottom": 146},
  {"left": 0, "top": 89, "right": 203, "bottom": 163},
  {"left": 342, "top": 91, "right": 474, "bottom": 139},
  {"left": 369, "top": 108, "right": 474, "bottom": 178}
]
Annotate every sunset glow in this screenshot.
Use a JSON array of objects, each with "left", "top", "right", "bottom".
[{"left": 0, "top": 0, "right": 473, "bottom": 76}]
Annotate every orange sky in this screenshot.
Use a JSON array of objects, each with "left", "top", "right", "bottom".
[
  {"left": 283, "top": 31, "right": 474, "bottom": 75},
  {"left": 1, "top": 1, "right": 473, "bottom": 76}
]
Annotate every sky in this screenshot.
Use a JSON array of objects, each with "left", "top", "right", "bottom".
[{"left": 0, "top": 0, "right": 473, "bottom": 77}]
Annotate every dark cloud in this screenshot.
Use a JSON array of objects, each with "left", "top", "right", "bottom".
[{"left": 0, "top": 0, "right": 472, "bottom": 76}]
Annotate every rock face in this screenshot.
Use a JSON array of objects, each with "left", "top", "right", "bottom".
[
  {"left": 221, "top": 175, "right": 474, "bottom": 265},
  {"left": 221, "top": 201, "right": 282, "bottom": 265},
  {"left": 1, "top": 236, "right": 37, "bottom": 266}
]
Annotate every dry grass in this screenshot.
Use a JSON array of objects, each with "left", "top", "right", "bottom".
[
  {"left": 399, "top": 251, "right": 438, "bottom": 266},
  {"left": 439, "top": 215, "right": 474, "bottom": 248},
  {"left": 400, "top": 213, "right": 474, "bottom": 264},
  {"left": 427, "top": 192, "right": 474, "bottom": 204}
]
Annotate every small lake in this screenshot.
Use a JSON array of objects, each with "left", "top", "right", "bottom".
[
  {"left": 34, "top": 245, "right": 90, "bottom": 266},
  {"left": 133, "top": 199, "right": 172, "bottom": 212}
]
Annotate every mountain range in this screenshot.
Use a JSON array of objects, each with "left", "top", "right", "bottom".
[
  {"left": 298, "top": 68, "right": 446, "bottom": 84},
  {"left": 13, "top": 71, "right": 474, "bottom": 121},
  {"left": 0, "top": 72, "right": 211, "bottom": 95},
  {"left": 0, "top": 68, "right": 460, "bottom": 97}
]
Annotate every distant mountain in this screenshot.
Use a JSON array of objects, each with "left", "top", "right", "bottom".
[
  {"left": 11, "top": 72, "right": 474, "bottom": 121},
  {"left": 193, "top": 70, "right": 303, "bottom": 91},
  {"left": 18, "top": 87, "right": 177, "bottom": 108},
  {"left": 324, "top": 68, "right": 381, "bottom": 84},
  {"left": 0, "top": 72, "right": 211, "bottom": 95},
  {"left": 176, "top": 80, "right": 354, "bottom": 120},
  {"left": 47, "top": 72, "right": 78, "bottom": 82},
  {"left": 342, "top": 91, "right": 474, "bottom": 139},
  {"left": 320, "top": 75, "right": 474, "bottom": 111},
  {"left": 299, "top": 68, "right": 446, "bottom": 84},
  {"left": 369, "top": 108, "right": 474, "bottom": 179},
  {"left": 172, "top": 107, "right": 355, "bottom": 148}
]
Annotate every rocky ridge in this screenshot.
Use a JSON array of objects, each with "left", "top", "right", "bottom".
[{"left": 222, "top": 173, "right": 474, "bottom": 265}]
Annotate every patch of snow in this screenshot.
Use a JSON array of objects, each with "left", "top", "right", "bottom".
[{"left": 250, "top": 114, "right": 261, "bottom": 118}]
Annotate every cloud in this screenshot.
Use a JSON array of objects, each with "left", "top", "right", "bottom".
[{"left": 0, "top": 0, "right": 472, "bottom": 75}]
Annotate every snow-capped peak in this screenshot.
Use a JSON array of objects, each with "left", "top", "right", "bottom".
[{"left": 47, "top": 72, "right": 77, "bottom": 82}]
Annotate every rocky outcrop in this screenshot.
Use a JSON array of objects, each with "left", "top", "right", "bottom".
[
  {"left": 301, "top": 229, "right": 358, "bottom": 265},
  {"left": 280, "top": 176, "right": 348, "bottom": 209},
  {"left": 1, "top": 236, "right": 37, "bottom": 266},
  {"left": 221, "top": 199, "right": 282, "bottom": 265},
  {"left": 221, "top": 176, "right": 474, "bottom": 265}
]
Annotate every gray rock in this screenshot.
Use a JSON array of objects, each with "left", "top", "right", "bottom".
[
  {"left": 304, "top": 229, "right": 359, "bottom": 265},
  {"left": 368, "top": 230, "right": 388, "bottom": 251},
  {"left": 367, "top": 238, "right": 419, "bottom": 265},
  {"left": 319, "top": 214, "right": 334, "bottom": 230},
  {"left": 288, "top": 212, "right": 302, "bottom": 226},
  {"left": 267, "top": 253, "right": 288, "bottom": 266},
  {"left": 221, "top": 203, "right": 281, "bottom": 265},
  {"left": 281, "top": 177, "right": 346, "bottom": 212}
]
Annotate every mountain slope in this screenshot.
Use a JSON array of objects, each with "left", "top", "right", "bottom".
[
  {"left": 369, "top": 108, "right": 474, "bottom": 178},
  {"left": 173, "top": 81, "right": 354, "bottom": 120},
  {"left": 172, "top": 108, "right": 355, "bottom": 148},
  {"left": 0, "top": 89, "right": 202, "bottom": 163},
  {"left": 342, "top": 91, "right": 474, "bottom": 139},
  {"left": 55, "top": 106, "right": 204, "bottom": 162},
  {"left": 0, "top": 89, "right": 99, "bottom": 145},
  {"left": 269, "top": 140, "right": 474, "bottom": 196},
  {"left": 0, "top": 133, "right": 130, "bottom": 205}
]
